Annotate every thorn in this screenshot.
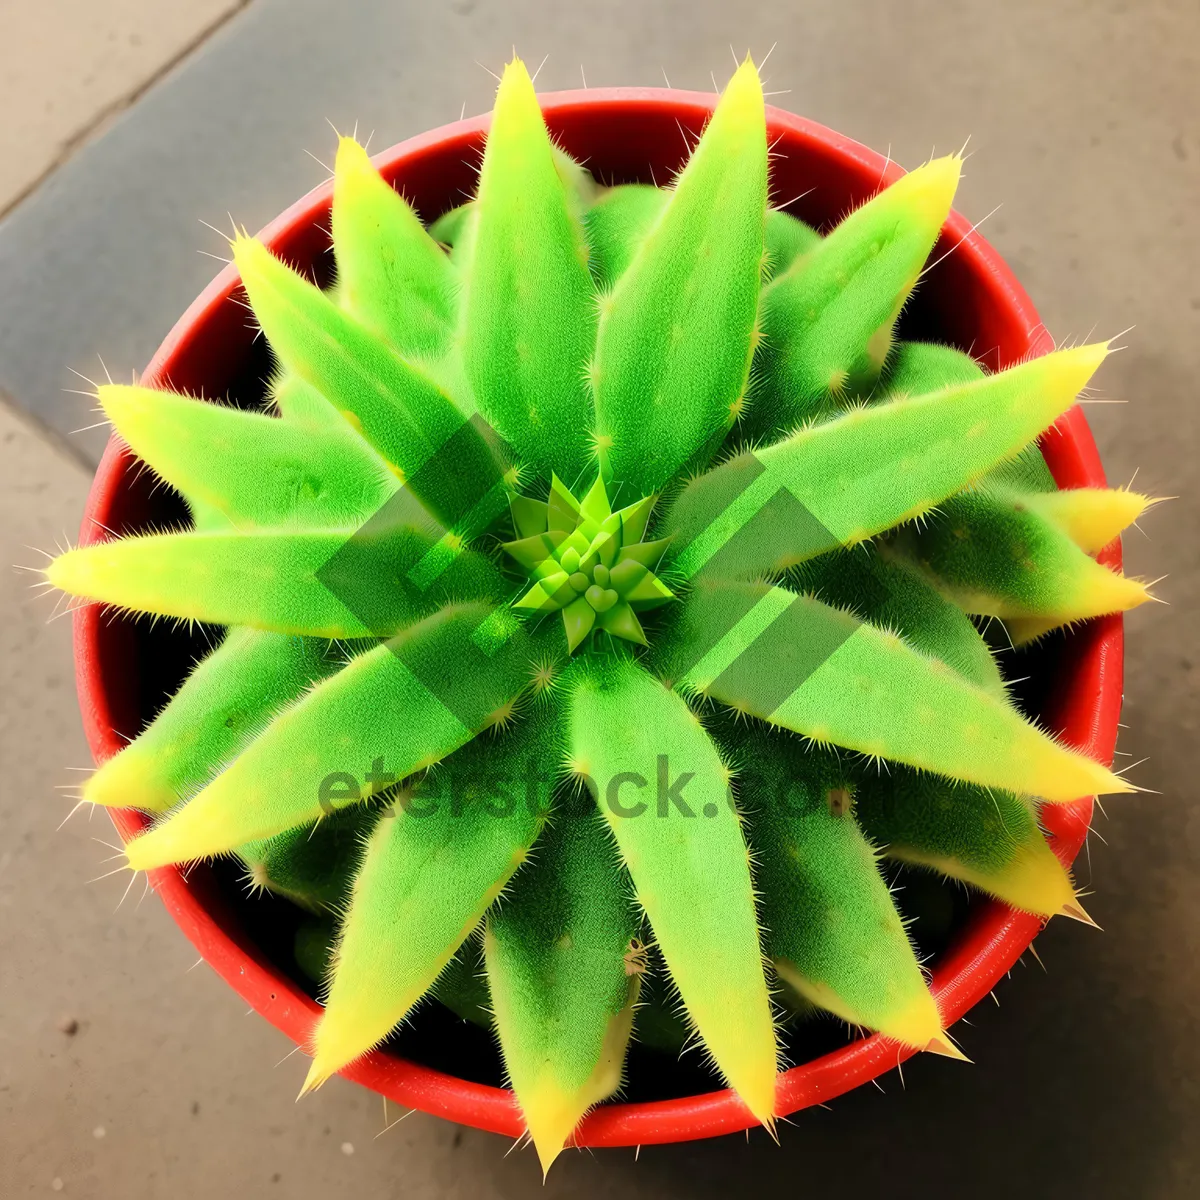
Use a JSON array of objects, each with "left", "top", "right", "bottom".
[
  {"left": 476, "top": 60, "right": 502, "bottom": 84},
  {"left": 275, "top": 1044, "right": 304, "bottom": 1068},
  {"left": 374, "top": 1107, "right": 414, "bottom": 1138},
  {"left": 580, "top": 64, "right": 587, "bottom": 89},
  {"left": 114, "top": 869, "right": 140, "bottom": 912},
  {"left": 56, "top": 799, "right": 91, "bottom": 831},
  {"left": 303, "top": 148, "right": 333, "bottom": 174},
  {"left": 87, "top": 864, "right": 131, "bottom": 884},
  {"left": 1027, "top": 942, "right": 1047, "bottom": 973},
  {"left": 760, "top": 40, "right": 779, "bottom": 70},
  {"left": 661, "top": 66, "right": 672, "bottom": 89},
  {"left": 1060, "top": 900, "right": 1102, "bottom": 929},
  {"left": 920, "top": 204, "right": 1003, "bottom": 279},
  {"left": 924, "top": 1033, "right": 971, "bottom": 1062},
  {"left": 530, "top": 53, "right": 549, "bottom": 85}
]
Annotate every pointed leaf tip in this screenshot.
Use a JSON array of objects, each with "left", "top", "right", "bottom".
[
  {"left": 716, "top": 54, "right": 764, "bottom": 124},
  {"left": 887, "top": 154, "right": 963, "bottom": 229},
  {"left": 1032, "top": 339, "right": 1110, "bottom": 401},
  {"left": 297, "top": 1057, "right": 331, "bottom": 1100},
  {"left": 497, "top": 55, "right": 536, "bottom": 101},
  {"left": 334, "top": 134, "right": 373, "bottom": 177}
]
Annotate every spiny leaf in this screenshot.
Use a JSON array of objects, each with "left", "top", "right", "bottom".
[
  {"left": 98, "top": 384, "right": 396, "bottom": 529},
  {"left": 890, "top": 483, "right": 1150, "bottom": 622},
  {"left": 585, "top": 186, "right": 817, "bottom": 292},
  {"left": 1022, "top": 486, "right": 1153, "bottom": 554},
  {"left": 269, "top": 372, "right": 348, "bottom": 430},
  {"left": 332, "top": 136, "right": 457, "bottom": 357},
  {"left": 853, "top": 765, "right": 1077, "bottom": 919},
  {"left": 462, "top": 57, "right": 596, "bottom": 484},
  {"left": 239, "top": 804, "right": 375, "bottom": 914},
  {"left": 584, "top": 184, "right": 667, "bottom": 289},
  {"left": 592, "top": 58, "right": 767, "bottom": 492},
  {"left": 123, "top": 604, "right": 547, "bottom": 868},
  {"left": 728, "top": 726, "right": 951, "bottom": 1053},
  {"left": 668, "top": 579, "right": 1131, "bottom": 802},
  {"left": 485, "top": 810, "right": 640, "bottom": 1175},
  {"left": 427, "top": 201, "right": 475, "bottom": 255},
  {"left": 47, "top": 524, "right": 504, "bottom": 638},
  {"left": 763, "top": 208, "right": 822, "bottom": 280},
  {"left": 665, "top": 342, "right": 1111, "bottom": 582},
  {"left": 301, "top": 701, "right": 562, "bottom": 1094},
  {"left": 83, "top": 628, "right": 339, "bottom": 814},
  {"left": 880, "top": 340, "right": 1056, "bottom": 492},
  {"left": 431, "top": 938, "right": 493, "bottom": 1027},
  {"left": 789, "top": 543, "right": 1005, "bottom": 699},
  {"left": 565, "top": 657, "right": 778, "bottom": 1129},
  {"left": 748, "top": 156, "right": 962, "bottom": 436},
  {"left": 231, "top": 236, "right": 472, "bottom": 498}
]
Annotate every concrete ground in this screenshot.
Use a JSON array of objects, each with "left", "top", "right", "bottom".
[{"left": 0, "top": 1, "right": 1196, "bottom": 1195}]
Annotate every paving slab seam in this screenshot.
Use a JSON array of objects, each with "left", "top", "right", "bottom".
[{"left": 0, "top": 0, "right": 255, "bottom": 224}]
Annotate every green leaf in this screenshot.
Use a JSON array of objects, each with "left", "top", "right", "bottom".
[
  {"left": 789, "top": 542, "right": 1005, "bottom": 699},
  {"left": 890, "top": 483, "right": 1149, "bottom": 622},
  {"left": 301, "top": 699, "right": 563, "bottom": 1093},
  {"left": 427, "top": 201, "right": 475, "bottom": 252},
  {"left": 584, "top": 184, "right": 667, "bottom": 289},
  {"left": 430, "top": 937, "right": 492, "bottom": 1026},
  {"left": 667, "top": 579, "right": 1130, "bottom": 802},
  {"left": 239, "top": 803, "right": 376, "bottom": 914},
  {"left": 123, "top": 604, "right": 552, "bottom": 868},
  {"left": 664, "top": 343, "right": 1111, "bottom": 582},
  {"left": 462, "top": 57, "right": 597, "bottom": 484},
  {"left": 332, "top": 137, "right": 457, "bottom": 357},
  {"left": 729, "top": 726, "right": 950, "bottom": 1052},
  {"left": 231, "top": 236, "right": 468, "bottom": 487},
  {"left": 763, "top": 208, "right": 821, "bottom": 280},
  {"left": 565, "top": 656, "right": 777, "bottom": 1128},
  {"left": 592, "top": 59, "right": 767, "bottom": 492},
  {"left": 748, "top": 156, "right": 961, "bottom": 437},
  {"left": 268, "top": 373, "right": 348, "bottom": 431},
  {"left": 83, "top": 628, "right": 340, "bottom": 814},
  {"left": 98, "top": 384, "right": 396, "bottom": 529},
  {"left": 485, "top": 809, "right": 640, "bottom": 1174},
  {"left": 853, "top": 764, "right": 1077, "bottom": 919},
  {"left": 48, "top": 524, "right": 505, "bottom": 638},
  {"left": 880, "top": 340, "right": 1057, "bottom": 492}
]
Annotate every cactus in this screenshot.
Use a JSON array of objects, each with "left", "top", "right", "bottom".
[{"left": 47, "top": 56, "right": 1154, "bottom": 1173}]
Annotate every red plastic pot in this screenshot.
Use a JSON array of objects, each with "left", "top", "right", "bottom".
[{"left": 73, "top": 89, "right": 1122, "bottom": 1147}]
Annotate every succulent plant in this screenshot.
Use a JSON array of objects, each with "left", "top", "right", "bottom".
[{"left": 47, "top": 56, "right": 1153, "bottom": 1172}]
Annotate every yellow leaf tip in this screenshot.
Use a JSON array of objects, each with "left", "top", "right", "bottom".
[
  {"left": 890, "top": 154, "right": 962, "bottom": 228},
  {"left": 1036, "top": 340, "right": 1110, "bottom": 400},
  {"left": 334, "top": 135, "right": 372, "bottom": 174},
  {"left": 297, "top": 1057, "right": 331, "bottom": 1100}
]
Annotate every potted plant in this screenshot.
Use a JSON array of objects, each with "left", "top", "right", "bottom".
[{"left": 51, "top": 57, "right": 1151, "bottom": 1171}]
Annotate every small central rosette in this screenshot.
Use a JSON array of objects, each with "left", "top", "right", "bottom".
[{"left": 503, "top": 473, "right": 675, "bottom": 652}]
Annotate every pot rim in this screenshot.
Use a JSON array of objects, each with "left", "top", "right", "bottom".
[{"left": 72, "top": 87, "right": 1123, "bottom": 1148}]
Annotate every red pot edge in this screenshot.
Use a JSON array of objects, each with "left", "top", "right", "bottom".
[{"left": 71, "top": 89, "right": 1123, "bottom": 1149}]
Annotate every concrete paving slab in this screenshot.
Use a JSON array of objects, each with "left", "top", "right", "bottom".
[
  {"left": 0, "top": 0, "right": 247, "bottom": 217},
  {"left": 0, "top": 0, "right": 1198, "bottom": 1194}
]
